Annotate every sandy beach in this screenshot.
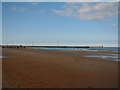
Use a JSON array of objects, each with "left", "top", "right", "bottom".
[{"left": 2, "top": 48, "right": 118, "bottom": 88}]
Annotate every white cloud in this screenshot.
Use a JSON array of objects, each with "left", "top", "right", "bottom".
[
  {"left": 52, "top": 2, "right": 118, "bottom": 20},
  {"left": 10, "top": 7, "right": 27, "bottom": 12},
  {"left": 32, "top": 2, "right": 39, "bottom": 5},
  {"left": 112, "top": 24, "right": 118, "bottom": 27},
  {"left": 2, "top": 0, "right": 120, "bottom": 2},
  {"left": 10, "top": 7, "right": 17, "bottom": 11}
]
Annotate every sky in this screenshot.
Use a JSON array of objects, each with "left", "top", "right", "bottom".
[
  {"left": 2, "top": 2, "right": 118, "bottom": 47},
  {"left": 0, "top": 1, "right": 2, "bottom": 45},
  {"left": 1, "top": 0, "right": 120, "bottom": 2}
]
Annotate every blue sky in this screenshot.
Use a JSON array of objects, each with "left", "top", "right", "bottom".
[
  {"left": 0, "top": 1, "right": 2, "bottom": 45},
  {"left": 2, "top": 0, "right": 119, "bottom": 2},
  {"left": 2, "top": 2, "right": 118, "bottom": 47}
]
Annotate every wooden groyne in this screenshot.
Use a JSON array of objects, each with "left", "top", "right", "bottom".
[{"left": 1, "top": 45, "right": 103, "bottom": 49}]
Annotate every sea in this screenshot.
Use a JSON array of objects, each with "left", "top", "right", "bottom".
[{"left": 32, "top": 47, "right": 120, "bottom": 61}]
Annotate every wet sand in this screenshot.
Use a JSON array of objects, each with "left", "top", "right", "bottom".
[
  {"left": 2, "top": 48, "right": 118, "bottom": 88},
  {"left": 0, "top": 49, "right": 2, "bottom": 89},
  {"left": 0, "top": 58, "right": 2, "bottom": 89}
]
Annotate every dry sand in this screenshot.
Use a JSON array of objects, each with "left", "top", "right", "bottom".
[{"left": 2, "top": 48, "right": 118, "bottom": 88}]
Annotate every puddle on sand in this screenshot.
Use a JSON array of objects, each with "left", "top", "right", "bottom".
[
  {"left": 0, "top": 56, "right": 2, "bottom": 59},
  {"left": 85, "top": 55, "right": 117, "bottom": 58},
  {"left": 0, "top": 56, "right": 6, "bottom": 59},
  {"left": 85, "top": 55, "right": 119, "bottom": 61}
]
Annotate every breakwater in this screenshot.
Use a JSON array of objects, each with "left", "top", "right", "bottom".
[{"left": 1, "top": 45, "right": 103, "bottom": 49}]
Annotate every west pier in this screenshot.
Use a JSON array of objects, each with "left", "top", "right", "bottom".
[{"left": 1, "top": 45, "right": 104, "bottom": 49}]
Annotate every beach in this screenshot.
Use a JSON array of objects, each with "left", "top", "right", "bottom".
[
  {"left": 0, "top": 48, "right": 2, "bottom": 89},
  {"left": 2, "top": 48, "right": 118, "bottom": 88}
]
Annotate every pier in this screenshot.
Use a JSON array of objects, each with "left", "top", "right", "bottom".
[
  {"left": 1, "top": 45, "right": 26, "bottom": 49},
  {"left": 1, "top": 45, "right": 103, "bottom": 49}
]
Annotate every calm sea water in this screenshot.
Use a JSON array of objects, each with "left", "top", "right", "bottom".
[
  {"left": 32, "top": 47, "right": 119, "bottom": 61},
  {"left": 77, "top": 47, "right": 119, "bottom": 52}
]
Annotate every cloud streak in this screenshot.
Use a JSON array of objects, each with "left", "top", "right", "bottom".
[
  {"left": 10, "top": 7, "right": 27, "bottom": 12},
  {"left": 112, "top": 24, "right": 118, "bottom": 27},
  {"left": 32, "top": 2, "right": 39, "bottom": 5},
  {"left": 52, "top": 2, "right": 118, "bottom": 20},
  {"left": 2, "top": 0, "right": 120, "bottom": 2}
]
